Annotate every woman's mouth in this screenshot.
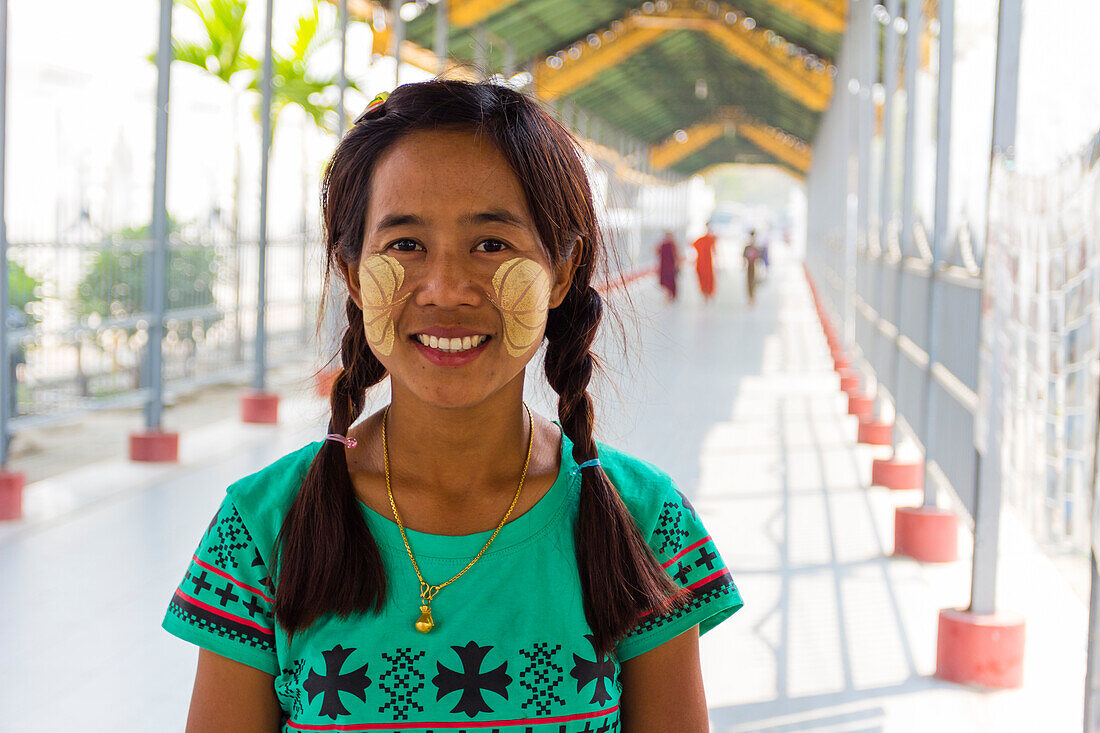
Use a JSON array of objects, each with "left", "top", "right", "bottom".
[
  {"left": 413, "top": 334, "right": 490, "bottom": 353},
  {"left": 410, "top": 333, "right": 492, "bottom": 366}
]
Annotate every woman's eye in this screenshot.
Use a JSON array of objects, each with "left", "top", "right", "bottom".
[
  {"left": 388, "top": 239, "right": 422, "bottom": 253},
  {"left": 475, "top": 239, "right": 508, "bottom": 253}
]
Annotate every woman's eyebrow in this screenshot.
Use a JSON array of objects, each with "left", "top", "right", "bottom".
[
  {"left": 458, "top": 209, "right": 528, "bottom": 229},
  {"left": 375, "top": 213, "right": 425, "bottom": 231}
]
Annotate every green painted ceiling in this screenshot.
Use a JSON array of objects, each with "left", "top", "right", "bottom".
[{"left": 401, "top": 0, "right": 844, "bottom": 176}]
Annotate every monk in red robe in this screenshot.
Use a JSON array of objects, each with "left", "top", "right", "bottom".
[
  {"left": 691, "top": 224, "right": 718, "bottom": 302},
  {"left": 656, "top": 231, "right": 681, "bottom": 302}
]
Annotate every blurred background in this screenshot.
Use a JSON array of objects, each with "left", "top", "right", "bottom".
[{"left": 1, "top": 0, "right": 1100, "bottom": 731}]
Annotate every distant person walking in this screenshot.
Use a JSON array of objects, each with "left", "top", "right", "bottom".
[
  {"left": 691, "top": 223, "right": 718, "bottom": 302},
  {"left": 743, "top": 229, "right": 762, "bottom": 307},
  {"left": 656, "top": 230, "right": 681, "bottom": 302}
]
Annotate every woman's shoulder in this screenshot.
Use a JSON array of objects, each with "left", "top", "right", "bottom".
[
  {"left": 594, "top": 441, "right": 683, "bottom": 531},
  {"left": 224, "top": 440, "right": 324, "bottom": 547}
]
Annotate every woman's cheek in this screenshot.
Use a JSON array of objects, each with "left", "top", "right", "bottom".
[
  {"left": 358, "top": 254, "right": 408, "bottom": 357},
  {"left": 487, "top": 257, "right": 552, "bottom": 356}
]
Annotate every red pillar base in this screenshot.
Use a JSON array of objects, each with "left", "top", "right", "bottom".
[
  {"left": 314, "top": 368, "right": 339, "bottom": 400},
  {"left": 129, "top": 430, "right": 180, "bottom": 463},
  {"left": 0, "top": 470, "right": 25, "bottom": 520},
  {"left": 936, "top": 608, "right": 1025, "bottom": 688},
  {"left": 894, "top": 506, "right": 958, "bottom": 562},
  {"left": 839, "top": 371, "right": 861, "bottom": 393},
  {"left": 848, "top": 394, "right": 874, "bottom": 419},
  {"left": 834, "top": 356, "right": 851, "bottom": 371},
  {"left": 858, "top": 419, "right": 892, "bottom": 445},
  {"left": 872, "top": 458, "right": 924, "bottom": 490},
  {"left": 241, "top": 390, "right": 280, "bottom": 424}
]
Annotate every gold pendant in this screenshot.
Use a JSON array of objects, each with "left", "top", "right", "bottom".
[{"left": 415, "top": 604, "right": 435, "bottom": 633}]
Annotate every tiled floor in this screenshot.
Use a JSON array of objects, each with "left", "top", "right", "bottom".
[{"left": 0, "top": 244, "right": 1088, "bottom": 731}]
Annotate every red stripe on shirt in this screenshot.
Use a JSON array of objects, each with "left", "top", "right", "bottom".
[
  {"left": 661, "top": 536, "right": 711, "bottom": 568},
  {"left": 174, "top": 588, "right": 274, "bottom": 635},
  {"left": 287, "top": 704, "right": 619, "bottom": 731},
  {"left": 192, "top": 554, "right": 274, "bottom": 603},
  {"left": 689, "top": 568, "right": 730, "bottom": 590},
  {"left": 637, "top": 567, "right": 733, "bottom": 620}
]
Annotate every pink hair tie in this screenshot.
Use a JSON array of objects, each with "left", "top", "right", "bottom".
[{"left": 325, "top": 433, "right": 357, "bottom": 448}]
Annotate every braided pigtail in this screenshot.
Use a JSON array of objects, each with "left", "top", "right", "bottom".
[
  {"left": 545, "top": 283, "right": 684, "bottom": 657},
  {"left": 274, "top": 297, "right": 388, "bottom": 635}
]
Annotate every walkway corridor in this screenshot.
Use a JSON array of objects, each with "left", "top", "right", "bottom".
[{"left": 0, "top": 243, "right": 1086, "bottom": 731}]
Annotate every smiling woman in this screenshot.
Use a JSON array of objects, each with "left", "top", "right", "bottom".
[{"left": 162, "top": 79, "right": 743, "bottom": 733}]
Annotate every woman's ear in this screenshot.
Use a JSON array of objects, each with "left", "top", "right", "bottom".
[
  {"left": 340, "top": 254, "right": 364, "bottom": 310},
  {"left": 549, "top": 237, "right": 583, "bottom": 309}
]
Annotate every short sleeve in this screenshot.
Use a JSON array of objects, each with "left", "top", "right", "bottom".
[
  {"left": 616, "top": 483, "right": 744, "bottom": 662},
  {"left": 162, "top": 495, "right": 279, "bottom": 675}
]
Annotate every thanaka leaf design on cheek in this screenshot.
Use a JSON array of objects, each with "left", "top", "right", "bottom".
[
  {"left": 359, "top": 254, "right": 411, "bottom": 356},
  {"left": 486, "top": 257, "right": 552, "bottom": 356}
]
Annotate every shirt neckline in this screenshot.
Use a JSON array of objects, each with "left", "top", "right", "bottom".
[{"left": 341, "top": 424, "right": 576, "bottom": 560}]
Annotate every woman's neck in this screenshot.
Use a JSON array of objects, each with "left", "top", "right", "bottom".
[{"left": 378, "top": 379, "right": 534, "bottom": 497}]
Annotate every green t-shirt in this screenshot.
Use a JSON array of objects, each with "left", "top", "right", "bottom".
[{"left": 163, "top": 431, "right": 743, "bottom": 731}]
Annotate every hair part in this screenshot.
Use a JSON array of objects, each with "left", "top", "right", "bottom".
[{"left": 277, "top": 78, "right": 682, "bottom": 655}]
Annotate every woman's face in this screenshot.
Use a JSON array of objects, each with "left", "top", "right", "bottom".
[{"left": 343, "top": 128, "right": 573, "bottom": 410}]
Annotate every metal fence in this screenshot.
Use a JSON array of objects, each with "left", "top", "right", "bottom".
[
  {"left": 7, "top": 229, "right": 326, "bottom": 429},
  {"left": 807, "top": 0, "right": 1100, "bottom": 569}
]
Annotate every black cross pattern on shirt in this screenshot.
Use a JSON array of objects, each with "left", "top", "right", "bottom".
[
  {"left": 570, "top": 634, "right": 616, "bottom": 706},
  {"left": 214, "top": 581, "right": 240, "bottom": 607},
  {"left": 242, "top": 594, "right": 265, "bottom": 619},
  {"left": 694, "top": 546, "right": 719, "bottom": 571},
  {"left": 304, "top": 645, "right": 372, "bottom": 720},
  {"left": 673, "top": 562, "right": 691, "bottom": 585},
  {"left": 189, "top": 570, "right": 213, "bottom": 594},
  {"left": 577, "top": 720, "right": 613, "bottom": 733},
  {"left": 432, "top": 641, "right": 512, "bottom": 718}
]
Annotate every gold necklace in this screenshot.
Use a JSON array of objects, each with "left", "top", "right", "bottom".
[{"left": 382, "top": 403, "right": 534, "bottom": 633}]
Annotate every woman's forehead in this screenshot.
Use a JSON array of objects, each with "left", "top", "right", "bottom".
[{"left": 367, "top": 129, "right": 534, "bottom": 227}]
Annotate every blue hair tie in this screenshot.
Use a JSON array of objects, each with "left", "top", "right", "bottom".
[{"left": 571, "top": 458, "right": 601, "bottom": 477}]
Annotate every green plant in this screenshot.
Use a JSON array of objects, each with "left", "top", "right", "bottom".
[
  {"left": 77, "top": 219, "right": 222, "bottom": 336},
  {"left": 7, "top": 260, "right": 41, "bottom": 317},
  {"left": 247, "top": 1, "right": 359, "bottom": 137}
]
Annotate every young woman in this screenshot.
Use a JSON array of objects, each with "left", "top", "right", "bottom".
[{"left": 164, "top": 80, "right": 743, "bottom": 733}]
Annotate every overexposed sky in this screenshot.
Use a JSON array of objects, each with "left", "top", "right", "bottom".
[{"left": 7, "top": 0, "right": 1100, "bottom": 243}]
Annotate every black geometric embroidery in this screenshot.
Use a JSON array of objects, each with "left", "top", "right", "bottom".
[
  {"left": 189, "top": 570, "right": 213, "bottom": 594},
  {"left": 242, "top": 594, "right": 266, "bottom": 619},
  {"left": 277, "top": 659, "right": 307, "bottom": 719},
  {"left": 694, "top": 546, "right": 719, "bottom": 571},
  {"left": 433, "top": 641, "right": 511, "bottom": 718},
  {"left": 378, "top": 648, "right": 426, "bottom": 721},
  {"left": 653, "top": 501, "right": 689, "bottom": 556},
  {"left": 206, "top": 505, "right": 252, "bottom": 569},
  {"left": 304, "top": 645, "right": 372, "bottom": 720},
  {"left": 251, "top": 548, "right": 265, "bottom": 568},
  {"left": 673, "top": 562, "right": 691, "bottom": 585},
  {"left": 167, "top": 593, "right": 274, "bottom": 651},
  {"left": 214, "top": 581, "right": 240, "bottom": 607},
  {"left": 570, "top": 634, "right": 616, "bottom": 706},
  {"left": 576, "top": 718, "right": 616, "bottom": 733},
  {"left": 628, "top": 571, "right": 737, "bottom": 637},
  {"left": 518, "top": 642, "right": 565, "bottom": 715},
  {"left": 677, "top": 489, "right": 698, "bottom": 522}
]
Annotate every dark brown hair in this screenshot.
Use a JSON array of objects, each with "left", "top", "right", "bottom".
[{"left": 274, "top": 79, "right": 682, "bottom": 656}]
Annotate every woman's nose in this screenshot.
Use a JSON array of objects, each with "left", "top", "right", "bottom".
[{"left": 413, "top": 252, "right": 483, "bottom": 308}]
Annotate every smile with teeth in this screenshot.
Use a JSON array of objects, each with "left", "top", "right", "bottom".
[{"left": 414, "top": 334, "right": 490, "bottom": 353}]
